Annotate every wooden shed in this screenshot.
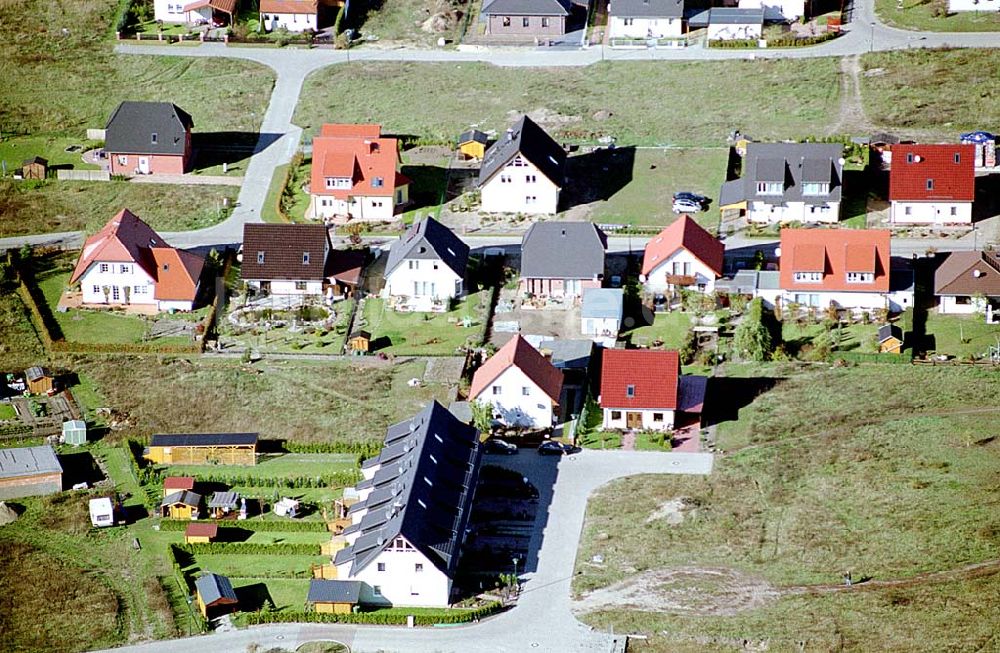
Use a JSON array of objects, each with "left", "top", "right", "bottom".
[
  {"left": 161, "top": 489, "right": 201, "bottom": 520},
  {"left": 163, "top": 476, "right": 196, "bottom": 498},
  {"left": 347, "top": 330, "right": 372, "bottom": 354},
  {"left": 878, "top": 323, "right": 903, "bottom": 354},
  {"left": 21, "top": 157, "right": 48, "bottom": 180},
  {"left": 457, "top": 130, "right": 489, "bottom": 160},
  {"left": 184, "top": 522, "right": 219, "bottom": 544},
  {"left": 307, "top": 579, "right": 362, "bottom": 614},
  {"left": 195, "top": 573, "right": 239, "bottom": 619},
  {"left": 25, "top": 367, "right": 54, "bottom": 395},
  {"left": 145, "top": 433, "right": 258, "bottom": 466}
]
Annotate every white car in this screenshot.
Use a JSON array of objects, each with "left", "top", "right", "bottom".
[{"left": 672, "top": 198, "right": 702, "bottom": 214}]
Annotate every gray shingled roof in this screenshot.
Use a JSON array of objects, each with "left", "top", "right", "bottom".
[
  {"left": 610, "top": 0, "right": 683, "bottom": 18},
  {"left": 520, "top": 222, "right": 607, "bottom": 280},
  {"left": 208, "top": 491, "right": 240, "bottom": 509},
  {"left": 105, "top": 101, "right": 193, "bottom": 156},
  {"left": 708, "top": 7, "right": 764, "bottom": 24},
  {"left": 195, "top": 573, "right": 238, "bottom": 606},
  {"left": 479, "top": 115, "right": 566, "bottom": 187},
  {"left": 458, "top": 130, "right": 489, "bottom": 145},
  {"left": 536, "top": 338, "right": 593, "bottom": 369},
  {"left": 384, "top": 216, "right": 469, "bottom": 279},
  {"left": 482, "top": 0, "right": 569, "bottom": 15},
  {"left": 161, "top": 490, "right": 202, "bottom": 508},
  {"left": 307, "top": 579, "right": 362, "bottom": 604},
  {"left": 335, "top": 401, "right": 483, "bottom": 578},
  {"left": 241, "top": 224, "right": 331, "bottom": 282},
  {"left": 721, "top": 142, "right": 844, "bottom": 207},
  {"left": 877, "top": 324, "right": 902, "bottom": 343},
  {"left": 0, "top": 445, "right": 62, "bottom": 479}
]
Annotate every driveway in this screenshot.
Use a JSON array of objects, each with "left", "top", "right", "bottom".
[{"left": 91, "top": 449, "right": 712, "bottom": 653}]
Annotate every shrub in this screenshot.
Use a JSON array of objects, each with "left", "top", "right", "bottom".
[
  {"left": 176, "top": 542, "right": 321, "bottom": 555},
  {"left": 158, "top": 518, "right": 329, "bottom": 532},
  {"left": 235, "top": 602, "right": 502, "bottom": 626}
]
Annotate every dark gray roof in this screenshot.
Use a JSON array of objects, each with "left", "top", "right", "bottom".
[
  {"left": 458, "top": 130, "right": 489, "bottom": 145},
  {"left": 105, "top": 101, "right": 193, "bottom": 156},
  {"left": 162, "top": 490, "right": 202, "bottom": 507},
  {"left": 721, "top": 142, "right": 844, "bottom": 207},
  {"left": 611, "top": 0, "right": 683, "bottom": 18},
  {"left": 483, "top": 0, "right": 569, "bottom": 16},
  {"left": 195, "top": 573, "right": 238, "bottom": 606},
  {"left": 537, "top": 339, "right": 593, "bottom": 369},
  {"left": 335, "top": 401, "right": 483, "bottom": 578},
  {"left": 479, "top": 116, "right": 566, "bottom": 187},
  {"left": 208, "top": 491, "right": 240, "bottom": 509},
  {"left": 307, "top": 579, "right": 362, "bottom": 604},
  {"left": 150, "top": 433, "right": 258, "bottom": 447},
  {"left": 0, "top": 445, "right": 62, "bottom": 479},
  {"left": 521, "top": 222, "right": 607, "bottom": 280},
  {"left": 709, "top": 7, "right": 764, "bottom": 24},
  {"left": 384, "top": 216, "right": 469, "bottom": 279},
  {"left": 877, "top": 324, "right": 902, "bottom": 342},
  {"left": 25, "top": 366, "right": 51, "bottom": 382}
]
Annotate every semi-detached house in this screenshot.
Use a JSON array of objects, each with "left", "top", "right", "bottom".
[{"left": 608, "top": 0, "right": 684, "bottom": 39}]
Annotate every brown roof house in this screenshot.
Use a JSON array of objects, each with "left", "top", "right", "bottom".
[
  {"left": 241, "top": 224, "right": 332, "bottom": 298},
  {"left": 481, "top": 0, "right": 571, "bottom": 39},
  {"left": 934, "top": 250, "right": 1000, "bottom": 320}
]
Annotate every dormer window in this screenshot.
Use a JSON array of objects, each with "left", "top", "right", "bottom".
[
  {"left": 626, "top": 384, "right": 635, "bottom": 398},
  {"left": 793, "top": 272, "right": 823, "bottom": 283},
  {"left": 906, "top": 153, "right": 914, "bottom": 163},
  {"left": 325, "top": 177, "right": 351, "bottom": 189},
  {"left": 151, "top": 133, "right": 158, "bottom": 145},
  {"left": 802, "top": 182, "right": 829, "bottom": 196},
  {"left": 756, "top": 181, "right": 783, "bottom": 195},
  {"left": 846, "top": 272, "right": 874, "bottom": 283},
  {"left": 302, "top": 252, "right": 310, "bottom": 265},
  {"left": 257, "top": 251, "right": 265, "bottom": 264}
]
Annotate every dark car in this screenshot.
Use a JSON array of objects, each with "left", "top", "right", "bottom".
[
  {"left": 673, "top": 191, "right": 709, "bottom": 205},
  {"left": 537, "top": 440, "right": 574, "bottom": 456},
  {"left": 484, "top": 438, "right": 518, "bottom": 455}
]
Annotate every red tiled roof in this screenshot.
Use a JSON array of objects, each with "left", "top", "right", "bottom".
[
  {"left": 185, "top": 522, "right": 219, "bottom": 538},
  {"left": 889, "top": 144, "right": 975, "bottom": 202},
  {"left": 310, "top": 124, "right": 409, "bottom": 198},
  {"left": 470, "top": 335, "right": 563, "bottom": 403},
  {"left": 641, "top": 215, "right": 724, "bottom": 277},
  {"left": 183, "top": 0, "right": 237, "bottom": 13},
  {"left": 151, "top": 248, "right": 204, "bottom": 302},
  {"left": 600, "top": 349, "right": 679, "bottom": 410},
  {"left": 164, "top": 476, "right": 196, "bottom": 491},
  {"left": 779, "top": 228, "right": 891, "bottom": 293}
]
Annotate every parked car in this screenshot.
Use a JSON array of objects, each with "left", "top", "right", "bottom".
[
  {"left": 537, "top": 440, "right": 575, "bottom": 456},
  {"left": 673, "top": 191, "right": 708, "bottom": 205},
  {"left": 672, "top": 198, "right": 702, "bottom": 214},
  {"left": 484, "top": 438, "right": 518, "bottom": 455}
]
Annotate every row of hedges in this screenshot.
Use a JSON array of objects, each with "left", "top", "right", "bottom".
[
  {"left": 708, "top": 31, "right": 837, "bottom": 49},
  {"left": 283, "top": 440, "right": 380, "bottom": 458},
  {"left": 158, "top": 519, "right": 330, "bottom": 532},
  {"left": 182, "top": 470, "right": 360, "bottom": 489},
  {"left": 237, "top": 602, "right": 503, "bottom": 626},
  {"left": 176, "top": 542, "right": 321, "bottom": 556},
  {"left": 830, "top": 350, "right": 914, "bottom": 364}
]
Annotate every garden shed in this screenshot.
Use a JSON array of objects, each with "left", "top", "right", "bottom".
[
  {"left": 347, "top": 330, "right": 372, "bottom": 354},
  {"left": 21, "top": 157, "right": 48, "bottom": 180},
  {"left": 184, "top": 522, "right": 219, "bottom": 544},
  {"left": 195, "top": 573, "right": 239, "bottom": 618},
  {"left": 457, "top": 130, "right": 489, "bottom": 160},
  {"left": 307, "top": 579, "right": 362, "bottom": 614},
  {"left": 25, "top": 367, "right": 54, "bottom": 395}
]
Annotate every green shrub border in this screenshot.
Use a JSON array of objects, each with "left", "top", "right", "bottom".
[{"left": 235, "top": 601, "right": 503, "bottom": 626}]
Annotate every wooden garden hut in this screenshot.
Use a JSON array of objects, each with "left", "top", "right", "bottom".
[
  {"left": 161, "top": 490, "right": 201, "bottom": 520},
  {"left": 457, "top": 130, "right": 489, "bottom": 160},
  {"left": 347, "top": 330, "right": 372, "bottom": 354},
  {"left": 307, "top": 579, "right": 362, "bottom": 614},
  {"left": 878, "top": 324, "right": 903, "bottom": 354},
  {"left": 21, "top": 157, "right": 48, "bottom": 180},
  {"left": 145, "top": 433, "right": 258, "bottom": 466},
  {"left": 184, "top": 522, "right": 219, "bottom": 544},
  {"left": 207, "top": 491, "right": 240, "bottom": 519},
  {"left": 195, "top": 573, "right": 239, "bottom": 618},
  {"left": 25, "top": 367, "right": 54, "bottom": 395}
]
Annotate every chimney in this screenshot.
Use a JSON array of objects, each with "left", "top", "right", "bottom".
[{"left": 506, "top": 128, "right": 514, "bottom": 141}]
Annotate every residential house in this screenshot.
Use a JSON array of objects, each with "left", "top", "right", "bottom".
[
  {"left": 888, "top": 144, "right": 975, "bottom": 225},
  {"left": 383, "top": 216, "right": 469, "bottom": 307},
  {"left": 21, "top": 157, "right": 47, "bottom": 180},
  {"left": 705, "top": 8, "right": 764, "bottom": 40},
  {"left": 933, "top": 250, "right": 1000, "bottom": 319},
  {"left": 877, "top": 324, "right": 903, "bottom": 354},
  {"left": 719, "top": 142, "right": 843, "bottom": 223},
  {"left": 145, "top": 433, "right": 259, "bottom": 466},
  {"left": 69, "top": 209, "right": 204, "bottom": 312},
  {"left": 608, "top": 0, "right": 684, "bottom": 39},
  {"left": 478, "top": 115, "right": 566, "bottom": 215},
  {"left": 960, "top": 131, "right": 997, "bottom": 169},
  {"left": 89, "top": 497, "right": 115, "bottom": 528},
  {"left": 469, "top": 335, "right": 564, "bottom": 428},
  {"left": 260, "top": 0, "right": 319, "bottom": 31},
  {"left": 163, "top": 476, "right": 196, "bottom": 497},
  {"left": 185, "top": 522, "right": 219, "bottom": 544},
  {"left": 155, "top": 0, "right": 236, "bottom": 24},
  {"left": 105, "top": 102, "right": 194, "bottom": 176},
  {"left": 949, "top": 0, "right": 1000, "bottom": 11},
  {"left": 641, "top": 215, "right": 725, "bottom": 295},
  {"left": 195, "top": 573, "right": 239, "bottom": 619},
  {"left": 481, "top": 0, "right": 570, "bottom": 37},
  {"left": 161, "top": 490, "right": 202, "bottom": 520},
  {"left": 600, "top": 349, "right": 680, "bottom": 432},
  {"left": 0, "top": 446, "right": 63, "bottom": 499},
  {"left": 25, "top": 366, "right": 54, "bottom": 394},
  {"left": 333, "top": 401, "right": 482, "bottom": 607},
  {"left": 519, "top": 222, "right": 607, "bottom": 300},
  {"left": 307, "top": 579, "right": 363, "bottom": 614},
  {"left": 581, "top": 288, "right": 624, "bottom": 344},
  {"left": 777, "top": 228, "right": 912, "bottom": 312},
  {"left": 310, "top": 124, "right": 410, "bottom": 222},
  {"left": 737, "top": 0, "right": 805, "bottom": 21},
  {"left": 457, "top": 130, "right": 489, "bottom": 160},
  {"left": 241, "top": 224, "right": 332, "bottom": 297}
]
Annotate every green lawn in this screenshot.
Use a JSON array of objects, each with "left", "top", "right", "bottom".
[
  {"left": 0, "top": 403, "right": 17, "bottom": 420},
  {"left": 582, "top": 148, "right": 728, "bottom": 229},
  {"left": 574, "top": 364, "right": 1000, "bottom": 651},
  {"left": 0, "top": 179, "right": 236, "bottom": 238},
  {"left": 874, "top": 0, "right": 1000, "bottom": 31},
  {"left": 361, "top": 292, "right": 490, "bottom": 355},
  {"left": 0, "top": 287, "right": 46, "bottom": 370},
  {"left": 164, "top": 453, "right": 358, "bottom": 480},
  {"left": 224, "top": 300, "right": 354, "bottom": 354},
  {"left": 0, "top": 136, "right": 101, "bottom": 173},
  {"left": 296, "top": 60, "right": 841, "bottom": 148},
  {"left": 193, "top": 554, "right": 326, "bottom": 578},
  {"left": 622, "top": 311, "right": 694, "bottom": 348},
  {"left": 231, "top": 577, "right": 310, "bottom": 611},
  {"left": 923, "top": 310, "right": 1000, "bottom": 359},
  {"left": 780, "top": 319, "right": 879, "bottom": 359}
]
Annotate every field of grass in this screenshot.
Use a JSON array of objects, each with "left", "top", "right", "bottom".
[
  {"left": 0, "top": 287, "right": 46, "bottom": 370},
  {"left": 296, "top": 60, "right": 841, "bottom": 148},
  {"left": 361, "top": 292, "right": 490, "bottom": 355},
  {"left": 75, "top": 357, "right": 455, "bottom": 445},
  {"left": 164, "top": 453, "right": 358, "bottom": 480},
  {"left": 861, "top": 50, "right": 1000, "bottom": 138},
  {"left": 875, "top": 0, "right": 1000, "bottom": 31},
  {"left": 922, "top": 310, "right": 1000, "bottom": 359},
  {"left": 621, "top": 311, "right": 693, "bottom": 348},
  {"left": 574, "top": 364, "right": 1000, "bottom": 650},
  {"left": 0, "top": 179, "right": 236, "bottom": 238},
  {"left": 193, "top": 554, "right": 326, "bottom": 578},
  {"left": 231, "top": 577, "right": 310, "bottom": 611},
  {"left": 0, "top": 136, "right": 101, "bottom": 173},
  {"left": 780, "top": 319, "right": 879, "bottom": 358},
  {"left": 345, "top": 0, "right": 472, "bottom": 45}
]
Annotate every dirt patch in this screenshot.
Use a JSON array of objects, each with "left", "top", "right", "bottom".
[
  {"left": 645, "top": 496, "right": 697, "bottom": 525},
  {"left": 508, "top": 108, "right": 582, "bottom": 130},
  {"left": 573, "top": 567, "right": 780, "bottom": 617}
]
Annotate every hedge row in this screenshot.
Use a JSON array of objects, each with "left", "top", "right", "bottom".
[
  {"left": 283, "top": 441, "right": 380, "bottom": 457},
  {"left": 183, "top": 470, "right": 360, "bottom": 489},
  {"left": 158, "top": 519, "right": 330, "bottom": 532},
  {"left": 176, "top": 542, "right": 321, "bottom": 556},
  {"left": 830, "top": 350, "right": 913, "bottom": 364},
  {"left": 237, "top": 602, "right": 502, "bottom": 626}
]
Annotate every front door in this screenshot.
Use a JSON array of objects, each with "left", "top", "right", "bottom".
[
  {"left": 138, "top": 157, "right": 150, "bottom": 174},
  {"left": 626, "top": 412, "right": 642, "bottom": 429}
]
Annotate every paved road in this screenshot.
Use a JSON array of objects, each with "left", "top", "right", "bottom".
[{"left": 94, "top": 449, "right": 713, "bottom": 653}]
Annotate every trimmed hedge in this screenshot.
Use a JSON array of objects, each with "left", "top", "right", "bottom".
[
  {"left": 237, "top": 602, "right": 503, "bottom": 626},
  {"left": 283, "top": 441, "right": 380, "bottom": 457},
  {"left": 830, "top": 350, "right": 913, "bottom": 364},
  {"left": 158, "top": 519, "right": 330, "bottom": 532},
  {"left": 176, "top": 542, "right": 321, "bottom": 556},
  {"left": 183, "top": 469, "right": 360, "bottom": 489}
]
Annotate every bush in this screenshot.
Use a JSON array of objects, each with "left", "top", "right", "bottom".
[
  {"left": 158, "top": 519, "right": 330, "bottom": 532},
  {"left": 181, "top": 469, "right": 360, "bottom": 489},
  {"left": 176, "top": 542, "right": 321, "bottom": 555},
  {"left": 236, "top": 602, "right": 502, "bottom": 626}
]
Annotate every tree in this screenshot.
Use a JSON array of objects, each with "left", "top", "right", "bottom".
[
  {"left": 470, "top": 400, "right": 495, "bottom": 436},
  {"left": 733, "top": 297, "right": 775, "bottom": 361}
]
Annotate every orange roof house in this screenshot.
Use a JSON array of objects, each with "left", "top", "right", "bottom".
[
  {"left": 642, "top": 216, "right": 725, "bottom": 294},
  {"left": 888, "top": 144, "right": 975, "bottom": 225},
  {"left": 309, "top": 124, "right": 411, "bottom": 223},
  {"left": 70, "top": 209, "right": 204, "bottom": 312},
  {"left": 469, "top": 335, "right": 563, "bottom": 429},
  {"left": 599, "top": 349, "right": 680, "bottom": 432}
]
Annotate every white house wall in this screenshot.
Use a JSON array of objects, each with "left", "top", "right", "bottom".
[
  {"left": 607, "top": 15, "right": 682, "bottom": 38},
  {"left": 385, "top": 259, "right": 463, "bottom": 301},
  {"left": 780, "top": 290, "right": 897, "bottom": 311},
  {"left": 938, "top": 295, "right": 987, "bottom": 315},
  {"left": 474, "top": 366, "right": 556, "bottom": 428},
  {"left": 582, "top": 316, "right": 620, "bottom": 338},
  {"left": 312, "top": 190, "right": 408, "bottom": 222},
  {"left": 480, "top": 158, "right": 560, "bottom": 215},
  {"left": 949, "top": 0, "right": 999, "bottom": 10},
  {"left": 78, "top": 262, "right": 158, "bottom": 306},
  {"left": 154, "top": 0, "right": 187, "bottom": 22},
  {"left": 341, "top": 547, "right": 452, "bottom": 607},
  {"left": 748, "top": 200, "right": 840, "bottom": 224},
  {"left": 738, "top": 0, "right": 805, "bottom": 20},
  {"left": 889, "top": 201, "right": 973, "bottom": 225},
  {"left": 249, "top": 279, "right": 324, "bottom": 296},
  {"left": 263, "top": 11, "right": 317, "bottom": 32},
  {"left": 602, "top": 407, "right": 675, "bottom": 431},
  {"left": 645, "top": 249, "right": 718, "bottom": 294},
  {"left": 158, "top": 299, "right": 196, "bottom": 312}
]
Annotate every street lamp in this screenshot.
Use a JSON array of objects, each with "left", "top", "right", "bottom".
[
  {"left": 512, "top": 555, "right": 520, "bottom": 578},
  {"left": 870, "top": 22, "right": 876, "bottom": 53}
]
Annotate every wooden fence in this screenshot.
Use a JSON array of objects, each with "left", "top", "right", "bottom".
[{"left": 56, "top": 169, "right": 110, "bottom": 182}]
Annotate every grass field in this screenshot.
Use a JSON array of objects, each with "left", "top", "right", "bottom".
[
  {"left": 75, "top": 357, "right": 455, "bottom": 445},
  {"left": 164, "top": 453, "right": 358, "bottom": 480},
  {"left": 0, "top": 136, "right": 101, "bottom": 173},
  {"left": 621, "top": 311, "right": 694, "bottom": 348},
  {"left": 861, "top": 50, "right": 1000, "bottom": 138},
  {"left": 361, "top": 293, "right": 490, "bottom": 355},
  {"left": 296, "top": 60, "right": 841, "bottom": 148},
  {"left": 573, "top": 364, "right": 1000, "bottom": 651},
  {"left": 875, "top": 0, "right": 1000, "bottom": 31},
  {"left": 0, "top": 288, "right": 46, "bottom": 370},
  {"left": 922, "top": 310, "right": 1000, "bottom": 359},
  {"left": 0, "top": 179, "right": 236, "bottom": 238}
]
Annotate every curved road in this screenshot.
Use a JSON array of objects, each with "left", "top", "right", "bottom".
[{"left": 95, "top": 450, "right": 714, "bottom": 653}]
